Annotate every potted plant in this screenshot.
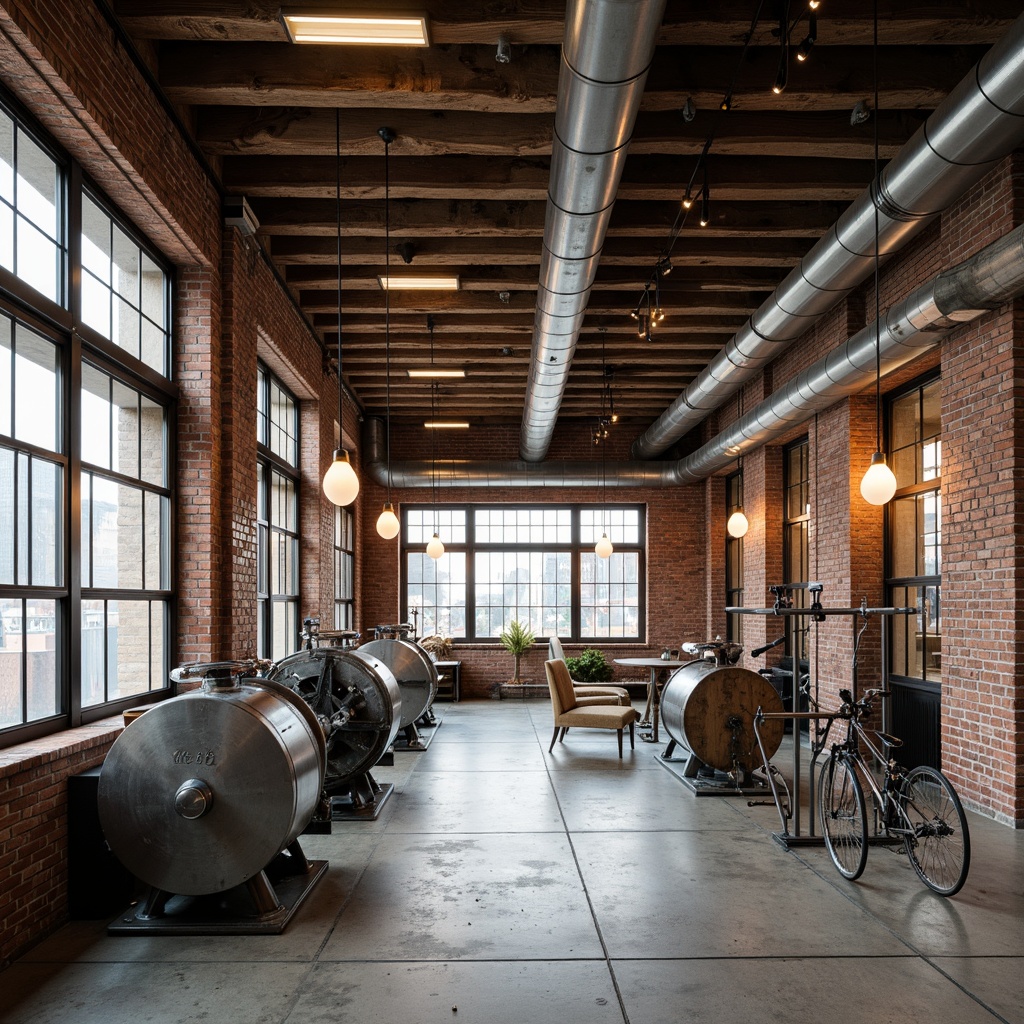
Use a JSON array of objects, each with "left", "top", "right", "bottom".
[
  {"left": 499, "top": 619, "right": 535, "bottom": 684},
  {"left": 565, "top": 647, "right": 614, "bottom": 683}
]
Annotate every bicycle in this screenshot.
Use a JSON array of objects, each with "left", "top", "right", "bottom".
[{"left": 816, "top": 687, "right": 971, "bottom": 896}]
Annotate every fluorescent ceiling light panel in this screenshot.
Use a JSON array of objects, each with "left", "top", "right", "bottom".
[
  {"left": 424, "top": 421, "right": 470, "bottom": 429},
  {"left": 407, "top": 368, "right": 466, "bottom": 378},
  {"left": 378, "top": 275, "right": 460, "bottom": 290},
  {"left": 283, "top": 13, "right": 430, "bottom": 46}
]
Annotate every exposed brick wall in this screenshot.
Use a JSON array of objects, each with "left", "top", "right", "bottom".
[{"left": 0, "top": 721, "right": 121, "bottom": 968}]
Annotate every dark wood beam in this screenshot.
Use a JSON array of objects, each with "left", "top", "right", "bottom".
[
  {"left": 162, "top": 43, "right": 982, "bottom": 114},
  {"left": 115, "top": 0, "right": 1018, "bottom": 46}
]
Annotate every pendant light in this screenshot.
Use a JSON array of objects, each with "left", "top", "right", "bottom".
[
  {"left": 426, "top": 315, "right": 445, "bottom": 559},
  {"left": 323, "top": 107, "right": 360, "bottom": 506},
  {"left": 595, "top": 337, "right": 613, "bottom": 559},
  {"left": 375, "top": 126, "right": 401, "bottom": 539},
  {"left": 727, "top": 389, "right": 749, "bottom": 538},
  {"left": 860, "top": 0, "right": 897, "bottom": 506}
]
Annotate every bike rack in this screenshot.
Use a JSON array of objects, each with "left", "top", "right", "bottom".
[{"left": 729, "top": 583, "right": 914, "bottom": 849}]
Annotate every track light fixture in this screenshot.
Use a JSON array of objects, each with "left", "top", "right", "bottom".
[{"left": 796, "top": 15, "right": 816, "bottom": 61}]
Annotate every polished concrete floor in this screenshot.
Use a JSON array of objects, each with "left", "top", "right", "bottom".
[{"left": 4, "top": 700, "right": 1023, "bottom": 1024}]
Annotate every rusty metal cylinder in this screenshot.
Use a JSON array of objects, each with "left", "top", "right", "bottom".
[
  {"left": 660, "top": 660, "right": 784, "bottom": 772},
  {"left": 98, "top": 675, "right": 326, "bottom": 896}
]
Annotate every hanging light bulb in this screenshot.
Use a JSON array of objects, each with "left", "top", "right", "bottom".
[
  {"left": 376, "top": 501, "right": 400, "bottom": 539},
  {"left": 726, "top": 508, "right": 750, "bottom": 539},
  {"left": 426, "top": 532, "right": 445, "bottom": 559},
  {"left": 595, "top": 532, "right": 613, "bottom": 559},
  {"left": 860, "top": 452, "right": 897, "bottom": 505},
  {"left": 323, "top": 108, "right": 359, "bottom": 506},
  {"left": 323, "top": 449, "right": 360, "bottom": 506}
]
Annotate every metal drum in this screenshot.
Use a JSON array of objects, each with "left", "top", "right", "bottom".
[
  {"left": 359, "top": 638, "right": 438, "bottom": 729},
  {"left": 661, "top": 659, "right": 785, "bottom": 773},
  {"left": 98, "top": 669, "right": 326, "bottom": 897},
  {"left": 268, "top": 647, "right": 401, "bottom": 789}
]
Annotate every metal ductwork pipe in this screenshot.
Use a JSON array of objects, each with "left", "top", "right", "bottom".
[
  {"left": 632, "top": 11, "right": 1024, "bottom": 460},
  {"left": 674, "top": 223, "right": 1024, "bottom": 483},
  {"left": 519, "top": 0, "right": 668, "bottom": 463},
  {"left": 364, "top": 223, "right": 1024, "bottom": 489},
  {"left": 363, "top": 417, "right": 681, "bottom": 487}
]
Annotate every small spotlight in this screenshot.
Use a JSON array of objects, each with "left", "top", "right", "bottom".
[
  {"left": 657, "top": 256, "right": 672, "bottom": 277},
  {"left": 682, "top": 96, "right": 696, "bottom": 123},
  {"left": 682, "top": 186, "right": 694, "bottom": 210},
  {"left": 720, "top": 94, "right": 732, "bottom": 112},
  {"left": 809, "top": 0, "right": 820, "bottom": 8},
  {"left": 796, "top": 15, "right": 816, "bottom": 61},
  {"left": 850, "top": 100, "right": 871, "bottom": 126},
  {"left": 495, "top": 34, "right": 511, "bottom": 63},
  {"left": 699, "top": 191, "right": 710, "bottom": 228}
]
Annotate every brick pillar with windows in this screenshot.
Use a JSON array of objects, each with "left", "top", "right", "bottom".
[{"left": 739, "top": 444, "right": 784, "bottom": 657}]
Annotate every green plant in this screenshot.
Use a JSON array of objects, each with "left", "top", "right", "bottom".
[
  {"left": 565, "top": 647, "right": 613, "bottom": 683},
  {"left": 499, "top": 619, "right": 535, "bottom": 683}
]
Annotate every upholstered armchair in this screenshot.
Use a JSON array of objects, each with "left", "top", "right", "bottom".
[
  {"left": 545, "top": 659, "right": 640, "bottom": 759},
  {"left": 547, "top": 637, "right": 631, "bottom": 706}
]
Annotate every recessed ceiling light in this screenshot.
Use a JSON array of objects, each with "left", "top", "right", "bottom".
[
  {"left": 378, "top": 275, "right": 460, "bottom": 291},
  {"left": 283, "top": 12, "right": 430, "bottom": 46},
  {"left": 424, "top": 421, "right": 470, "bottom": 429},
  {"left": 407, "top": 369, "right": 466, "bottom": 378}
]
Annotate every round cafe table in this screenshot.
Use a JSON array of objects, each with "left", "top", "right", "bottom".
[{"left": 613, "top": 657, "right": 688, "bottom": 743}]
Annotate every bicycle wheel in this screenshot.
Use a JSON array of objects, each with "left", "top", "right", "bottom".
[
  {"left": 818, "top": 754, "right": 868, "bottom": 880},
  {"left": 900, "top": 766, "right": 971, "bottom": 896}
]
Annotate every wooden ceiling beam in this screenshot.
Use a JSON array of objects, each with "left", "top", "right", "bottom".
[
  {"left": 163, "top": 43, "right": 981, "bottom": 114},
  {"left": 260, "top": 198, "right": 846, "bottom": 238},
  {"left": 272, "top": 234, "right": 811, "bottom": 266},
  {"left": 114, "top": 0, "right": 1017, "bottom": 46}
]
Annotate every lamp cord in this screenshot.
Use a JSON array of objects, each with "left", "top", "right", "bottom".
[
  {"left": 873, "top": 0, "right": 882, "bottom": 454},
  {"left": 383, "top": 131, "right": 393, "bottom": 503},
  {"left": 335, "top": 108, "right": 343, "bottom": 438}
]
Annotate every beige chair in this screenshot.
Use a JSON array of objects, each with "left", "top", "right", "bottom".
[
  {"left": 545, "top": 660, "right": 640, "bottom": 759},
  {"left": 547, "top": 637, "right": 631, "bottom": 706}
]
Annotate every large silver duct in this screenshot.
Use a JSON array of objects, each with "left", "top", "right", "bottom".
[
  {"left": 675, "top": 222, "right": 1024, "bottom": 483},
  {"left": 519, "top": 0, "right": 667, "bottom": 463},
  {"left": 363, "top": 224, "right": 1024, "bottom": 489},
  {"left": 631, "top": 10, "right": 1024, "bottom": 460},
  {"left": 362, "top": 418, "right": 679, "bottom": 488}
]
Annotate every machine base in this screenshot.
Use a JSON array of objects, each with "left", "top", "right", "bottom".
[
  {"left": 330, "top": 780, "right": 395, "bottom": 821},
  {"left": 108, "top": 857, "right": 327, "bottom": 936},
  {"left": 658, "top": 750, "right": 772, "bottom": 798},
  {"left": 392, "top": 719, "right": 441, "bottom": 752}
]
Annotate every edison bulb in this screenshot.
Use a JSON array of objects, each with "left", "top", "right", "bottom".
[
  {"left": 323, "top": 449, "right": 360, "bottom": 506},
  {"left": 860, "top": 452, "right": 897, "bottom": 506},
  {"left": 726, "top": 509, "right": 749, "bottom": 539},
  {"left": 376, "top": 502, "right": 400, "bottom": 539}
]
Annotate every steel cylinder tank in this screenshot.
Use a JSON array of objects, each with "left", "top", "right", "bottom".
[
  {"left": 660, "top": 659, "right": 785, "bottom": 772},
  {"left": 98, "top": 670, "right": 326, "bottom": 897},
  {"left": 358, "top": 638, "right": 438, "bottom": 728},
  {"left": 268, "top": 646, "right": 402, "bottom": 788}
]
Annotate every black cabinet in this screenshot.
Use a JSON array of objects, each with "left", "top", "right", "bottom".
[{"left": 433, "top": 660, "right": 461, "bottom": 702}]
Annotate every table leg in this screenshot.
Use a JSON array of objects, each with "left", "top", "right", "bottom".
[{"left": 651, "top": 667, "right": 660, "bottom": 743}]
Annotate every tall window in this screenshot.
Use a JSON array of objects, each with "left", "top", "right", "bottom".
[
  {"left": 887, "top": 377, "right": 941, "bottom": 684},
  {"left": 335, "top": 505, "right": 354, "bottom": 630},
  {"left": 783, "top": 438, "right": 810, "bottom": 659},
  {"left": 402, "top": 505, "right": 644, "bottom": 641},
  {"left": 1, "top": 96, "right": 174, "bottom": 746},
  {"left": 725, "top": 472, "right": 743, "bottom": 643},
  {"left": 256, "top": 364, "right": 300, "bottom": 661}
]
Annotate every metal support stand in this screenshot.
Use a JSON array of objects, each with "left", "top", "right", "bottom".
[
  {"left": 329, "top": 770, "right": 395, "bottom": 820},
  {"left": 109, "top": 839, "right": 327, "bottom": 936},
  {"left": 729, "top": 584, "right": 914, "bottom": 849}
]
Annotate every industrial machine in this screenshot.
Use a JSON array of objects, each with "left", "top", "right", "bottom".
[
  {"left": 268, "top": 643, "right": 402, "bottom": 816},
  {"left": 98, "top": 659, "right": 328, "bottom": 934},
  {"left": 359, "top": 635, "right": 439, "bottom": 750},
  {"left": 660, "top": 639, "right": 784, "bottom": 794}
]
